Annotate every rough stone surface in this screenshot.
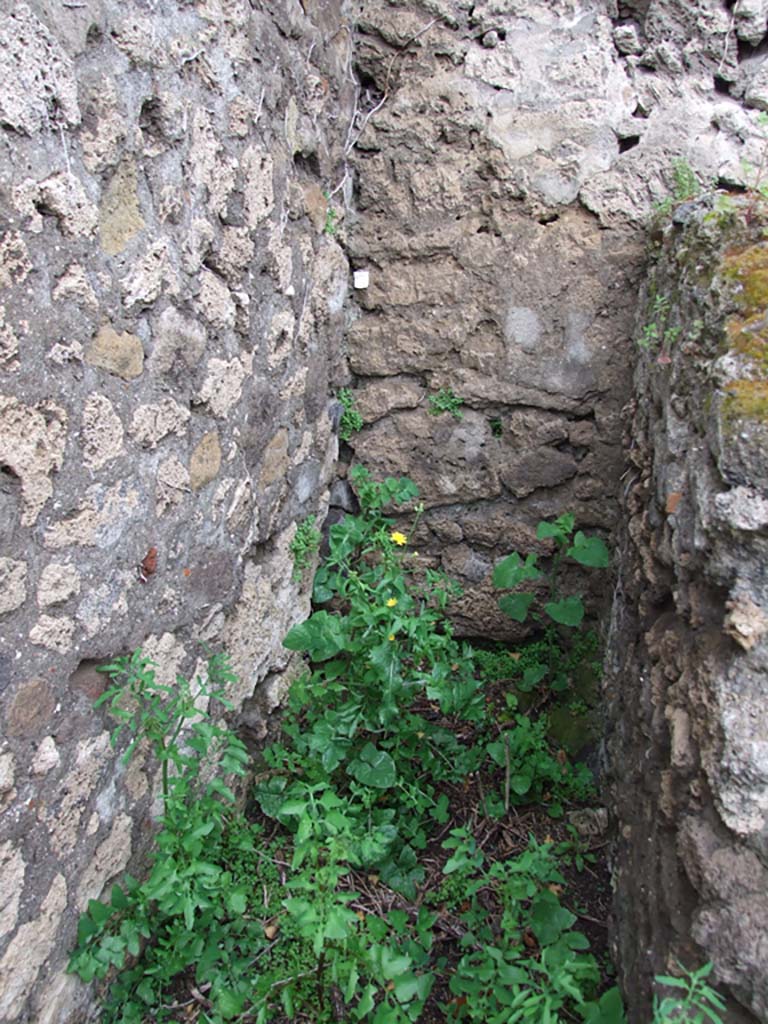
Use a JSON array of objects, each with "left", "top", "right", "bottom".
[
  {"left": 3, "top": 2, "right": 768, "bottom": 1021},
  {"left": 0, "top": 1, "right": 352, "bottom": 1019},
  {"left": 343, "top": 0, "right": 768, "bottom": 639},
  {"left": 606, "top": 200, "right": 768, "bottom": 1023},
  {"left": 0, "top": 559, "right": 27, "bottom": 616},
  {"left": 0, "top": 873, "right": 67, "bottom": 1020}
]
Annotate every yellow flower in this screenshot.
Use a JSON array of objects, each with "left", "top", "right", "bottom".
[
  {"left": 386, "top": 598, "right": 398, "bottom": 608},
  {"left": 388, "top": 634, "right": 396, "bottom": 642},
  {"left": 390, "top": 531, "right": 407, "bottom": 546}
]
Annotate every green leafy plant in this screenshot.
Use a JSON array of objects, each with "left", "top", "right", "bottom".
[
  {"left": 492, "top": 514, "right": 609, "bottom": 695},
  {"left": 71, "top": 471, "right": 619, "bottom": 1024},
  {"left": 323, "top": 191, "right": 339, "bottom": 236},
  {"left": 671, "top": 158, "right": 700, "bottom": 202},
  {"left": 489, "top": 416, "right": 503, "bottom": 437},
  {"left": 290, "top": 514, "right": 322, "bottom": 582},
  {"left": 493, "top": 514, "right": 609, "bottom": 630},
  {"left": 68, "top": 650, "right": 256, "bottom": 1022},
  {"left": 652, "top": 962, "right": 726, "bottom": 1024},
  {"left": 338, "top": 387, "right": 364, "bottom": 441},
  {"left": 429, "top": 387, "right": 464, "bottom": 420}
]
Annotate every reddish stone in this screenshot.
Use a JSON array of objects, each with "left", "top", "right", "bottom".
[{"left": 4, "top": 678, "right": 56, "bottom": 737}]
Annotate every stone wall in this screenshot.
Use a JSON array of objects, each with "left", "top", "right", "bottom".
[
  {"left": 0, "top": 1, "right": 353, "bottom": 1020},
  {"left": 3, "top": 0, "right": 768, "bottom": 1020},
  {"left": 341, "top": 0, "right": 768, "bottom": 639},
  {"left": 606, "top": 198, "right": 768, "bottom": 1022}
]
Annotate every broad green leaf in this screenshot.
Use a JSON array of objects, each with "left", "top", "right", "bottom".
[
  {"left": 253, "top": 776, "right": 287, "bottom": 818},
  {"left": 520, "top": 663, "right": 547, "bottom": 691},
  {"left": 381, "top": 947, "right": 412, "bottom": 980},
  {"left": 567, "top": 531, "right": 610, "bottom": 568},
  {"left": 499, "top": 592, "right": 536, "bottom": 623},
  {"left": 347, "top": 743, "right": 397, "bottom": 789},
  {"left": 110, "top": 885, "right": 128, "bottom": 910},
  {"left": 537, "top": 513, "right": 574, "bottom": 541},
  {"left": 393, "top": 972, "right": 421, "bottom": 1002},
  {"left": 218, "top": 989, "right": 246, "bottom": 1019},
  {"left": 87, "top": 899, "right": 113, "bottom": 926},
  {"left": 369, "top": 639, "right": 401, "bottom": 683},
  {"left": 530, "top": 891, "right": 576, "bottom": 946},
  {"left": 355, "top": 984, "right": 376, "bottom": 1019},
  {"left": 226, "top": 890, "right": 247, "bottom": 915},
  {"left": 582, "top": 985, "right": 626, "bottom": 1024},
  {"left": 510, "top": 773, "right": 532, "bottom": 795},
  {"left": 493, "top": 552, "right": 541, "bottom": 589},
  {"left": 283, "top": 611, "right": 346, "bottom": 661},
  {"left": 545, "top": 596, "right": 584, "bottom": 627},
  {"left": 431, "top": 793, "right": 450, "bottom": 824},
  {"left": 345, "top": 965, "right": 360, "bottom": 1003}
]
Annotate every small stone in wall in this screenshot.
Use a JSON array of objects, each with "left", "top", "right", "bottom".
[
  {"left": 190, "top": 432, "right": 222, "bottom": 491},
  {"left": 0, "top": 873, "right": 68, "bottom": 1020},
  {"left": 31, "top": 736, "right": 60, "bottom": 776},
  {"left": 29, "top": 615, "right": 75, "bottom": 653},
  {"left": 734, "top": 0, "right": 768, "bottom": 46},
  {"left": 259, "top": 429, "right": 290, "bottom": 488},
  {"left": 196, "top": 356, "right": 249, "bottom": 417},
  {"left": 0, "top": 396, "right": 67, "bottom": 526},
  {"left": 0, "top": 842, "right": 25, "bottom": 939},
  {"left": 4, "top": 678, "right": 56, "bottom": 737},
  {"left": 151, "top": 305, "right": 207, "bottom": 374},
  {"left": 86, "top": 325, "right": 144, "bottom": 380},
  {"left": 0, "top": 5, "right": 79, "bottom": 135},
  {"left": 0, "top": 558, "right": 27, "bottom": 615},
  {"left": 52, "top": 263, "right": 98, "bottom": 309},
  {"left": 0, "top": 305, "right": 20, "bottom": 369},
  {"left": 613, "top": 24, "right": 642, "bottom": 55},
  {"left": 195, "top": 267, "right": 237, "bottom": 330},
  {"left": 122, "top": 239, "right": 174, "bottom": 308},
  {"left": 131, "top": 398, "right": 190, "bottom": 448},
  {"left": 33, "top": 172, "right": 98, "bottom": 238},
  {"left": 0, "top": 230, "right": 32, "bottom": 290},
  {"left": 42, "top": 732, "right": 111, "bottom": 857},
  {"left": 82, "top": 395, "right": 125, "bottom": 469},
  {"left": 44, "top": 480, "right": 141, "bottom": 549},
  {"left": 156, "top": 456, "right": 190, "bottom": 514},
  {"left": 724, "top": 595, "right": 768, "bottom": 651},
  {"left": 99, "top": 158, "right": 145, "bottom": 256},
  {"left": 37, "top": 562, "right": 81, "bottom": 607},
  {"left": 0, "top": 752, "right": 15, "bottom": 795},
  {"left": 76, "top": 813, "right": 133, "bottom": 911},
  {"left": 242, "top": 146, "right": 275, "bottom": 227}
]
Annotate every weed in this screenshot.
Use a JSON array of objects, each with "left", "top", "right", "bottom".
[
  {"left": 637, "top": 291, "right": 683, "bottom": 363},
  {"left": 290, "top": 514, "right": 322, "bottom": 582},
  {"left": 68, "top": 651, "right": 256, "bottom": 1022},
  {"left": 338, "top": 387, "right": 364, "bottom": 441},
  {"left": 652, "top": 962, "right": 726, "bottom": 1024},
  {"left": 323, "top": 191, "right": 339, "bottom": 236},
  {"left": 493, "top": 513, "right": 609, "bottom": 686},
  {"left": 71, "top": 471, "right": 620, "bottom": 1024},
  {"left": 489, "top": 416, "right": 503, "bottom": 437},
  {"left": 671, "top": 158, "right": 700, "bottom": 202},
  {"left": 429, "top": 387, "right": 464, "bottom": 420}
]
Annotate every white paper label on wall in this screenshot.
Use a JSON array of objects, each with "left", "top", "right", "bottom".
[{"left": 353, "top": 269, "right": 370, "bottom": 289}]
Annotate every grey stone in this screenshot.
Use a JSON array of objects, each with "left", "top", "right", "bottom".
[
  {"left": 613, "top": 24, "right": 642, "bottom": 55},
  {"left": 734, "top": 0, "right": 768, "bottom": 46}
]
